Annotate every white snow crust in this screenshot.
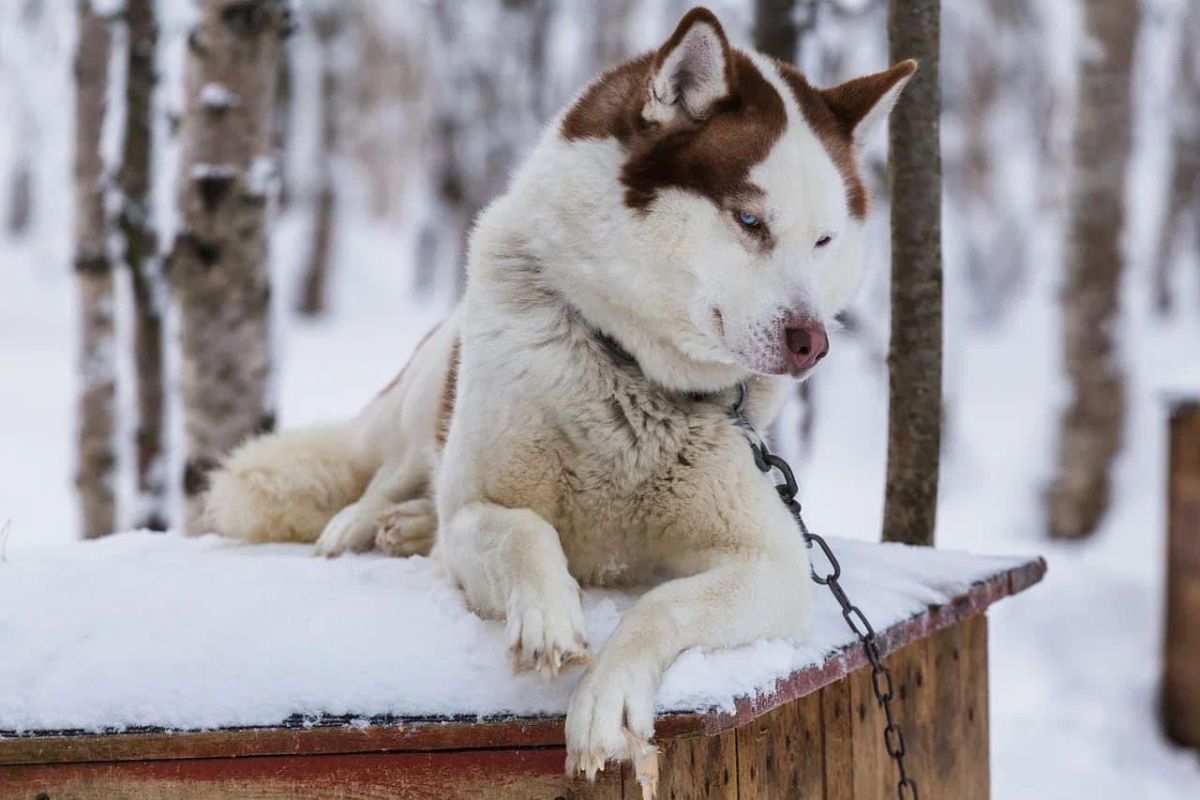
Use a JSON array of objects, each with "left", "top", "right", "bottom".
[{"left": 0, "top": 532, "right": 1027, "bottom": 733}]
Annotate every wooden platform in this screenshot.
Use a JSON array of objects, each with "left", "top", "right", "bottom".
[{"left": 0, "top": 550, "right": 1044, "bottom": 799}]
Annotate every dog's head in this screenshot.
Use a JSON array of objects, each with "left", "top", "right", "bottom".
[{"left": 552, "top": 7, "right": 914, "bottom": 388}]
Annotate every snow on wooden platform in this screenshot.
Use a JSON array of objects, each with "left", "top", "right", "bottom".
[{"left": 0, "top": 533, "right": 1044, "bottom": 736}]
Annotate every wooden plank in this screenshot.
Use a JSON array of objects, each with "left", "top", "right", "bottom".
[
  {"left": 819, "top": 678, "right": 854, "bottom": 800},
  {"left": 0, "top": 747, "right": 623, "bottom": 800},
  {"left": 736, "top": 690, "right": 823, "bottom": 799},
  {"left": 846, "top": 615, "right": 989, "bottom": 800},
  {"left": 848, "top": 644, "right": 898, "bottom": 799},
  {"left": 622, "top": 727, "right": 736, "bottom": 800},
  {"left": 0, "top": 718, "right": 576, "bottom": 767},
  {"left": 693, "top": 558, "right": 1043, "bottom": 736},
  {"left": 1164, "top": 400, "right": 1200, "bottom": 749}
]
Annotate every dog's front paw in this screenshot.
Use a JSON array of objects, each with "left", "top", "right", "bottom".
[
  {"left": 374, "top": 497, "right": 437, "bottom": 557},
  {"left": 314, "top": 502, "right": 376, "bottom": 557},
  {"left": 505, "top": 581, "right": 592, "bottom": 678},
  {"left": 565, "top": 662, "right": 659, "bottom": 798}
]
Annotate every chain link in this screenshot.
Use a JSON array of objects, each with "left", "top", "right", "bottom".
[{"left": 733, "top": 385, "right": 918, "bottom": 800}]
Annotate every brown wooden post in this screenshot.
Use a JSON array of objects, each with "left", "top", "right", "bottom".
[{"left": 1163, "top": 399, "right": 1200, "bottom": 749}]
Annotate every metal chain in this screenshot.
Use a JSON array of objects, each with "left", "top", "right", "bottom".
[{"left": 733, "top": 387, "right": 918, "bottom": 800}]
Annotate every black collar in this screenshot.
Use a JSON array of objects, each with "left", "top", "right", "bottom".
[{"left": 589, "top": 327, "right": 756, "bottom": 424}]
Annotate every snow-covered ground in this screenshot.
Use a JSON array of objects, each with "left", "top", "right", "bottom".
[{"left": 2, "top": 0, "right": 1200, "bottom": 797}]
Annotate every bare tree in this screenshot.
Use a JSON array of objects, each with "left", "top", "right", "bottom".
[
  {"left": 73, "top": 0, "right": 117, "bottom": 539},
  {"left": 1048, "top": 0, "right": 1140, "bottom": 540},
  {"left": 5, "top": 161, "right": 32, "bottom": 238},
  {"left": 421, "top": 0, "right": 552, "bottom": 295},
  {"left": 883, "top": 0, "right": 942, "bottom": 547},
  {"left": 173, "top": 0, "right": 288, "bottom": 532},
  {"left": 118, "top": 0, "right": 168, "bottom": 531},
  {"left": 754, "top": 0, "right": 801, "bottom": 62},
  {"left": 1154, "top": 3, "right": 1200, "bottom": 314},
  {"left": 296, "top": 6, "right": 341, "bottom": 317},
  {"left": 753, "top": 0, "right": 821, "bottom": 65},
  {"left": 945, "top": 0, "right": 1039, "bottom": 327}
]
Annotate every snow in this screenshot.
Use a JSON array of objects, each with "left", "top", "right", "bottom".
[
  {"left": 198, "top": 82, "right": 240, "bottom": 110},
  {"left": 189, "top": 162, "right": 238, "bottom": 181},
  {"left": 0, "top": 531, "right": 1031, "bottom": 733}
]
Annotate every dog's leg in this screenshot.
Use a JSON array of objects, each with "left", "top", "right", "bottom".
[
  {"left": 314, "top": 455, "right": 427, "bottom": 556},
  {"left": 565, "top": 544, "right": 812, "bottom": 796},
  {"left": 442, "top": 502, "right": 592, "bottom": 677}
]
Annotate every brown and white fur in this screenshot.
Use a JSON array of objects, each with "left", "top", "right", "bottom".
[{"left": 205, "top": 9, "right": 913, "bottom": 795}]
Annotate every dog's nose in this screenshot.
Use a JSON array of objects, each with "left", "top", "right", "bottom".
[{"left": 784, "top": 321, "right": 829, "bottom": 372}]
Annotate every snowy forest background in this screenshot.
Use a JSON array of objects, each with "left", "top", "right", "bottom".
[{"left": 1, "top": 0, "right": 1199, "bottom": 796}]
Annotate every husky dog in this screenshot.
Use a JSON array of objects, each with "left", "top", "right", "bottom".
[{"left": 206, "top": 7, "right": 913, "bottom": 794}]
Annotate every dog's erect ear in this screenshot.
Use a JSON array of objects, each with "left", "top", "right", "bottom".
[
  {"left": 819, "top": 60, "right": 917, "bottom": 146},
  {"left": 644, "top": 7, "right": 734, "bottom": 126}
]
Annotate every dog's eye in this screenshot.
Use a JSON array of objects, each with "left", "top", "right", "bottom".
[
  {"left": 735, "top": 211, "right": 762, "bottom": 230},
  {"left": 815, "top": 234, "right": 834, "bottom": 248}
]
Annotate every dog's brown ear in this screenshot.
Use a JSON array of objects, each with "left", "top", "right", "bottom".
[
  {"left": 819, "top": 60, "right": 917, "bottom": 146},
  {"left": 644, "top": 7, "right": 734, "bottom": 126}
]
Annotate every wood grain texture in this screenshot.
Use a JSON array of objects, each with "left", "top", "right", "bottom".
[
  {"left": 1164, "top": 401, "right": 1200, "bottom": 748},
  {"left": 0, "top": 747, "right": 622, "bottom": 800},
  {"left": 883, "top": 0, "right": 943, "bottom": 547},
  {"left": 819, "top": 677, "right": 854, "bottom": 800},
  {"left": 624, "top": 727, "right": 738, "bottom": 800},
  {"left": 736, "top": 689, "right": 823, "bottom": 798}
]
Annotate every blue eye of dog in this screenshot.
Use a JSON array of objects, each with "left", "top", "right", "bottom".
[{"left": 736, "top": 211, "right": 761, "bottom": 230}]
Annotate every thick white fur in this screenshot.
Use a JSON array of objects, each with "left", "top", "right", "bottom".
[{"left": 205, "top": 22, "right": 905, "bottom": 797}]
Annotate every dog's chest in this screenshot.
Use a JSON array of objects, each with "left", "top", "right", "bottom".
[{"left": 543, "top": 387, "right": 738, "bottom": 585}]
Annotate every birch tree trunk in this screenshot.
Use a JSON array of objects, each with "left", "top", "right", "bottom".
[
  {"left": 1048, "top": 0, "right": 1139, "bottom": 540},
  {"left": 1154, "top": 3, "right": 1199, "bottom": 314},
  {"left": 883, "top": 0, "right": 942, "bottom": 547},
  {"left": 119, "top": 0, "right": 168, "bottom": 531},
  {"left": 173, "top": 0, "right": 287, "bottom": 533},
  {"left": 296, "top": 8, "right": 340, "bottom": 317},
  {"left": 74, "top": 0, "right": 117, "bottom": 540}
]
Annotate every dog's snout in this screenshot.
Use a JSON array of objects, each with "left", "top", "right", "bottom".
[{"left": 784, "top": 322, "right": 828, "bottom": 372}]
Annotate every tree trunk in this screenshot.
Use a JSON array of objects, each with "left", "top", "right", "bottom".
[
  {"left": 422, "top": 0, "right": 550, "bottom": 296},
  {"left": 272, "top": 29, "right": 292, "bottom": 212},
  {"left": 119, "top": 0, "right": 168, "bottom": 531},
  {"left": 74, "top": 0, "right": 117, "bottom": 540},
  {"left": 5, "top": 160, "right": 32, "bottom": 238},
  {"left": 1048, "top": 0, "right": 1139, "bottom": 540},
  {"left": 1154, "top": 3, "right": 1199, "bottom": 314},
  {"left": 296, "top": 9, "right": 340, "bottom": 317},
  {"left": 882, "top": 0, "right": 942, "bottom": 547},
  {"left": 173, "top": 0, "right": 287, "bottom": 533}
]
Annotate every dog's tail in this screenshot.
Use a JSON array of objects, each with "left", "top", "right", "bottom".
[{"left": 204, "top": 424, "right": 375, "bottom": 544}]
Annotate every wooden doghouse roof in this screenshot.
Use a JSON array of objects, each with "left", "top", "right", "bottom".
[{"left": 0, "top": 533, "right": 1044, "bottom": 765}]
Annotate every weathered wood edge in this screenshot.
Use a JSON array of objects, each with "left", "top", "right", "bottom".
[
  {"left": 690, "top": 555, "right": 1044, "bottom": 735},
  {"left": 0, "top": 557, "right": 1045, "bottom": 767}
]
